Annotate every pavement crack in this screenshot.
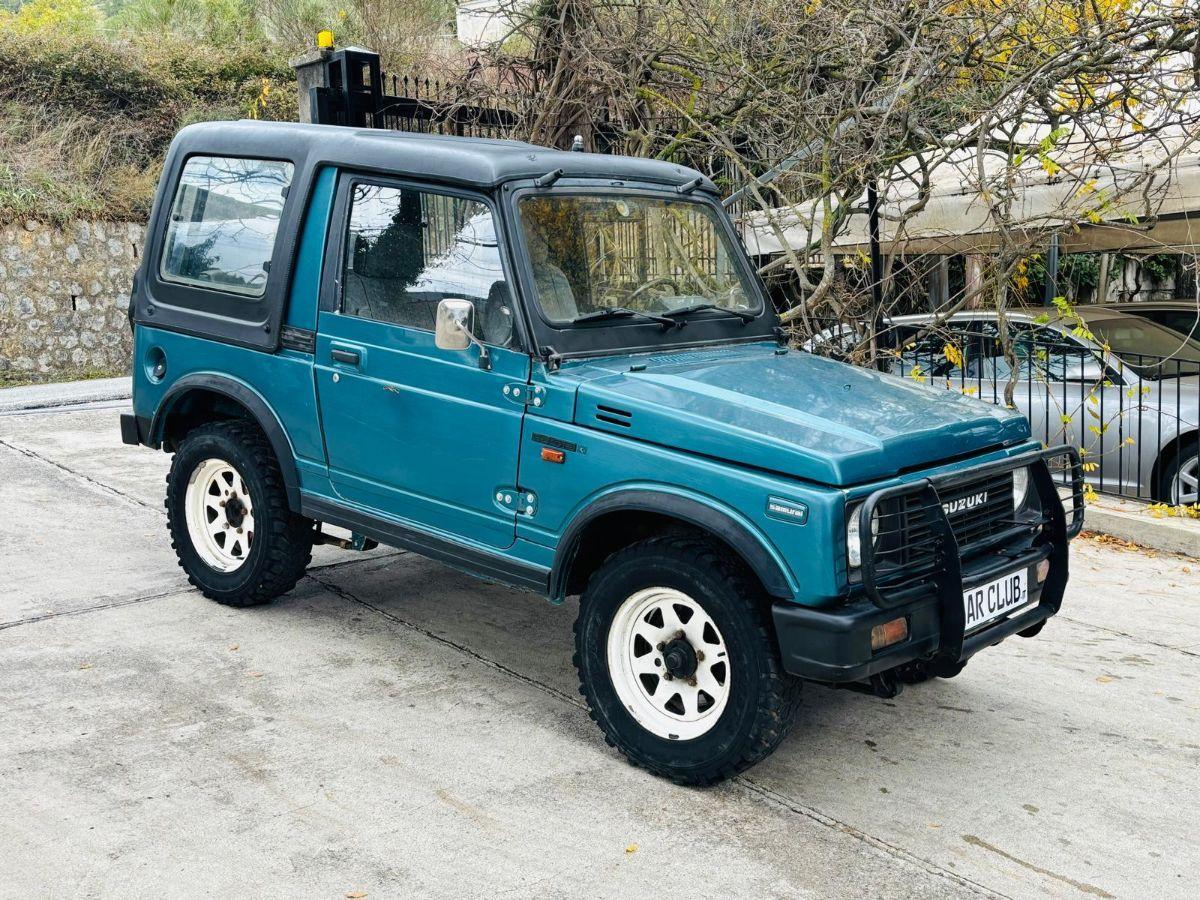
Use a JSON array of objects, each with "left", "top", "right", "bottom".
[
  {"left": 0, "top": 554, "right": 404, "bottom": 633},
  {"left": 0, "top": 588, "right": 178, "bottom": 632},
  {"left": 1058, "top": 614, "right": 1200, "bottom": 659},
  {"left": 737, "top": 778, "right": 1012, "bottom": 899},
  {"left": 305, "top": 570, "right": 586, "bottom": 711},
  {"left": 0, "top": 438, "right": 160, "bottom": 514},
  {"left": 962, "top": 835, "right": 1114, "bottom": 898}
]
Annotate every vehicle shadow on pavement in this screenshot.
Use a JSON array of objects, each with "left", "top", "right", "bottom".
[{"left": 306, "top": 549, "right": 882, "bottom": 767}]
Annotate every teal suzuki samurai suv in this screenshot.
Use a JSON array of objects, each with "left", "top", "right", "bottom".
[{"left": 122, "top": 121, "right": 1083, "bottom": 784}]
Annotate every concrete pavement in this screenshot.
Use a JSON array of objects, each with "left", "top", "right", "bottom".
[
  {"left": 1, "top": 403, "right": 1197, "bottom": 898},
  {"left": 0, "top": 376, "right": 130, "bottom": 414}
]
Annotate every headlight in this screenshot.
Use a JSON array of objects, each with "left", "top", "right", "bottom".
[
  {"left": 1012, "top": 465, "right": 1031, "bottom": 510},
  {"left": 846, "top": 504, "right": 880, "bottom": 568}
]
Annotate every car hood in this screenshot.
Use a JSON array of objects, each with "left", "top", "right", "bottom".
[{"left": 567, "top": 343, "right": 1030, "bottom": 486}]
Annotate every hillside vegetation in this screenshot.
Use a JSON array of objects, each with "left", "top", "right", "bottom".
[
  {"left": 0, "top": 34, "right": 295, "bottom": 223},
  {"left": 0, "top": 0, "right": 455, "bottom": 223}
]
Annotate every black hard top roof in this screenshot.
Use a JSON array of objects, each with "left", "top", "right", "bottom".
[{"left": 172, "top": 120, "right": 717, "bottom": 193}]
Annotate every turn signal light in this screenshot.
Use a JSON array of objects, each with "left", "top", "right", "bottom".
[
  {"left": 870, "top": 617, "right": 909, "bottom": 652},
  {"left": 540, "top": 447, "right": 565, "bottom": 464},
  {"left": 1036, "top": 558, "right": 1050, "bottom": 584}
]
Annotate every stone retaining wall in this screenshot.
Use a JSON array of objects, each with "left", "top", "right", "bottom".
[{"left": 0, "top": 221, "right": 144, "bottom": 383}]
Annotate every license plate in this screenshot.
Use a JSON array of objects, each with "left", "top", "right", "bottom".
[{"left": 962, "top": 570, "right": 1030, "bottom": 633}]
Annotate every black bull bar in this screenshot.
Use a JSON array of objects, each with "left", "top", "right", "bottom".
[{"left": 856, "top": 444, "right": 1084, "bottom": 668}]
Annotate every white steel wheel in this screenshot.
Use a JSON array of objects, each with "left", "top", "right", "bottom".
[
  {"left": 184, "top": 457, "right": 255, "bottom": 572},
  {"left": 1170, "top": 455, "right": 1198, "bottom": 505},
  {"left": 606, "top": 586, "right": 731, "bottom": 741}
]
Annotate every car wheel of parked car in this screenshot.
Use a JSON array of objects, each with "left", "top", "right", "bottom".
[
  {"left": 1162, "top": 449, "right": 1199, "bottom": 506},
  {"left": 166, "top": 420, "right": 313, "bottom": 607},
  {"left": 573, "top": 535, "right": 801, "bottom": 785}
]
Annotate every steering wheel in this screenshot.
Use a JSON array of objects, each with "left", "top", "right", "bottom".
[
  {"left": 480, "top": 282, "right": 515, "bottom": 347},
  {"left": 625, "top": 276, "right": 679, "bottom": 305}
]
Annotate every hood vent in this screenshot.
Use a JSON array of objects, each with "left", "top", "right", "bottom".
[{"left": 596, "top": 404, "right": 633, "bottom": 427}]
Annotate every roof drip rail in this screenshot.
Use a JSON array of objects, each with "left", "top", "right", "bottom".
[
  {"left": 677, "top": 177, "right": 704, "bottom": 195},
  {"left": 535, "top": 168, "right": 565, "bottom": 188}
]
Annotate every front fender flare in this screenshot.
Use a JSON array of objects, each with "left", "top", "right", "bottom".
[
  {"left": 150, "top": 373, "right": 301, "bottom": 511},
  {"left": 549, "top": 488, "right": 795, "bottom": 602}
]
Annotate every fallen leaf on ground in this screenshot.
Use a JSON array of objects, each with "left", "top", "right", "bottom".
[
  {"left": 625, "top": 844, "right": 637, "bottom": 854},
  {"left": 1096, "top": 675, "right": 1114, "bottom": 683},
  {"left": 229, "top": 644, "right": 239, "bottom": 651},
  {"left": 78, "top": 662, "right": 93, "bottom": 670},
  {"left": 247, "top": 671, "right": 263, "bottom": 678},
  {"left": 346, "top": 892, "right": 367, "bottom": 899}
]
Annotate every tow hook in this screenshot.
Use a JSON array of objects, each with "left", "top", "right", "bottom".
[{"left": 868, "top": 670, "right": 904, "bottom": 699}]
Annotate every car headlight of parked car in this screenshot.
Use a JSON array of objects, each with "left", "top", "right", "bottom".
[{"left": 846, "top": 504, "right": 880, "bottom": 568}]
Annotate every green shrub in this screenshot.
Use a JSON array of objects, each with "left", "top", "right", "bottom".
[{"left": 0, "top": 0, "right": 102, "bottom": 38}]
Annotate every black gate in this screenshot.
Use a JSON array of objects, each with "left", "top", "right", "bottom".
[{"left": 302, "top": 47, "right": 518, "bottom": 138}]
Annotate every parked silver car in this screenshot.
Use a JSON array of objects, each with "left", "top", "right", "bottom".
[
  {"left": 888, "top": 308, "right": 1200, "bottom": 504},
  {"left": 1085, "top": 300, "right": 1199, "bottom": 343}
]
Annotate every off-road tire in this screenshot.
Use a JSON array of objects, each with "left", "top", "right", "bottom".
[
  {"left": 166, "top": 420, "right": 312, "bottom": 607},
  {"left": 573, "top": 535, "right": 801, "bottom": 786}
]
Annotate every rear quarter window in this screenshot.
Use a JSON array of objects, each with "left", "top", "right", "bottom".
[{"left": 160, "top": 156, "right": 294, "bottom": 299}]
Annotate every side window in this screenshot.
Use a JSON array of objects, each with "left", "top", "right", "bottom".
[
  {"left": 160, "top": 156, "right": 293, "bottom": 298},
  {"left": 1010, "top": 323, "right": 1088, "bottom": 382},
  {"left": 962, "top": 320, "right": 1008, "bottom": 381},
  {"left": 340, "top": 182, "right": 514, "bottom": 347}
]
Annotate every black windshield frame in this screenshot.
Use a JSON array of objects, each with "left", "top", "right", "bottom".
[{"left": 503, "top": 180, "right": 777, "bottom": 360}]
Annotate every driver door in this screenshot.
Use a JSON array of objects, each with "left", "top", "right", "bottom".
[{"left": 314, "top": 176, "right": 528, "bottom": 549}]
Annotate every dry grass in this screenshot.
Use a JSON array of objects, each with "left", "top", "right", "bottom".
[
  {"left": 0, "top": 33, "right": 295, "bottom": 224},
  {"left": 0, "top": 107, "right": 162, "bottom": 223}
]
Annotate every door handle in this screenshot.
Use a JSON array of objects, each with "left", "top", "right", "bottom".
[{"left": 330, "top": 348, "right": 361, "bottom": 366}]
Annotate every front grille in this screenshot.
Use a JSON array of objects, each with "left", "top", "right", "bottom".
[
  {"left": 907, "top": 471, "right": 1014, "bottom": 556},
  {"left": 940, "top": 471, "right": 1015, "bottom": 549},
  {"left": 859, "top": 469, "right": 1018, "bottom": 593}
]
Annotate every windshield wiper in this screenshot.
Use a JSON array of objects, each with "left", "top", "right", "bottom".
[
  {"left": 572, "top": 307, "right": 678, "bottom": 328},
  {"left": 662, "top": 302, "right": 755, "bottom": 324}
]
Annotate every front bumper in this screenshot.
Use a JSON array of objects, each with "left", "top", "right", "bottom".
[{"left": 772, "top": 445, "right": 1083, "bottom": 683}]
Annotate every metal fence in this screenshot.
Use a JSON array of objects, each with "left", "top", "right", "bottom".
[
  {"left": 370, "top": 71, "right": 747, "bottom": 202},
  {"left": 374, "top": 73, "right": 519, "bottom": 139}
]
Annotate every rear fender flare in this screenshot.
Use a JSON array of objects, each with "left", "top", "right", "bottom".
[{"left": 150, "top": 373, "right": 301, "bottom": 511}]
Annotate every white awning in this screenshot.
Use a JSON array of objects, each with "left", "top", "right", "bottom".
[{"left": 745, "top": 134, "right": 1200, "bottom": 258}]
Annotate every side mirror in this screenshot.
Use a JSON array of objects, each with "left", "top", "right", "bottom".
[
  {"left": 435, "top": 298, "right": 491, "bottom": 370},
  {"left": 435, "top": 298, "right": 473, "bottom": 351}
]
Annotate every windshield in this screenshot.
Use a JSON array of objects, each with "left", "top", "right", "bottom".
[
  {"left": 516, "top": 193, "right": 759, "bottom": 325},
  {"left": 1079, "top": 312, "right": 1200, "bottom": 375}
]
